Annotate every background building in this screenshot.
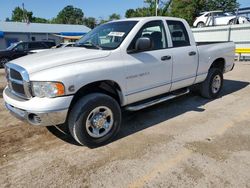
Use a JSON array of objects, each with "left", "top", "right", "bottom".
[{"left": 0, "top": 22, "right": 90, "bottom": 49}]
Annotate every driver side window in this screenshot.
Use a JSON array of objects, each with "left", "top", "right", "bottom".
[
  {"left": 128, "top": 20, "right": 168, "bottom": 51},
  {"left": 14, "top": 43, "right": 28, "bottom": 51}
]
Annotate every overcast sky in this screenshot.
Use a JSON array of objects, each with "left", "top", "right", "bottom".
[{"left": 0, "top": 0, "right": 249, "bottom": 21}]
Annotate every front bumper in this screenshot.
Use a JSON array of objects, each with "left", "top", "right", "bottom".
[
  {"left": 5, "top": 102, "right": 68, "bottom": 126},
  {"left": 3, "top": 87, "right": 73, "bottom": 126}
]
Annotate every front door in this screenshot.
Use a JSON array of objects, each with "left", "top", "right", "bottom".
[{"left": 123, "top": 20, "right": 173, "bottom": 104}]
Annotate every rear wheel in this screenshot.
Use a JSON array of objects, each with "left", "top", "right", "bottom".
[
  {"left": 68, "top": 93, "right": 121, "bottom": 147},
  {"left": 0, "top": 57, "right": 9, "bottom": 68},
  {"left": 199, "top": 68, "right": 223, "bottom": 99}
]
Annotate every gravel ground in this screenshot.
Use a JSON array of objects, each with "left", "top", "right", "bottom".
[{"left": 0, "top": 62, "right": 250, "bottom": 188}]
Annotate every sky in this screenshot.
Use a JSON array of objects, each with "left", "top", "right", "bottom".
[{"left": 0, "top": 0, "right": 249, "bottom": 21}]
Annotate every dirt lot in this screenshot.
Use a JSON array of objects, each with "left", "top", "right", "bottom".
[{"left": 0, "top": 62, "right": 250, "bottom": 188}]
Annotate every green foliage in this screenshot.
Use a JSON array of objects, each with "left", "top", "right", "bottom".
[
  {"left": 11, "top": 6, "right": 49, "bottom": 23},
  {"left": 125, "top": 0, "right": 171, "bottom": 18},
  {"left": 11, "top": 6, "right": 33, "bottom": 22},
  {"left": 53, "top": 5, "right": 84, "bottom": 24},
  {"left": 109, "top": 13, "right": 121, "bottom": 21},
  {"left": 32, "top": 17, "right": 48, "bottom": 23},
  {"left": 170, "top": 0, "right": 206, "bottom": 25},
  {"left": 205, "top": 0, "right": 239, "bottom": 12},
  {"left": 83, "top": 17, "right": 97, "bottom": 29}
]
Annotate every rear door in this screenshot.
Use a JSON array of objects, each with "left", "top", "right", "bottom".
[{"left": 166, "top": 20, "right": 198, "bottom": 91}]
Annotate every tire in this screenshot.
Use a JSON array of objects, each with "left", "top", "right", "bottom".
[
  {"left": 199, "top": 68, "right": 223, "bottom": 99},
  {"left": 197, "top": 22, "right": 205, "bottom": 28},
  {"left": 68, "top": 93, "right": 121, "bottom": 147},
  {"left": 0, "top": 57, "right": 9, "bottom": 68}
]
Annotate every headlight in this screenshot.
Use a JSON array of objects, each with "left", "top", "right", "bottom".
[{"left": 32, "top": 81, "right": 65, "bottom": 98}]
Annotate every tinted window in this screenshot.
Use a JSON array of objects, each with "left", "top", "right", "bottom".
[
  {"left": 29, "top": 42, "right": 45, "bottom": 49},
  {"left": 14, "top": 43, "right": 28, "bottom": 51},
  {"left": 44, "top": 42, "right": 56, "bottom": 48},
  {"left": 167, "top": 20, "right": 190, "bottom": 47},
  {"left": 128, "top": 20, "right": 168, "bottom": 51}
]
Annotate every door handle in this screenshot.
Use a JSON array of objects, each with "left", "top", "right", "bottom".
[
  {"left": 189, "top": 51, "right": 197, "bottom": 56},
  {"left": 161, "top": 55, "right": 171, "bottom": 61}
]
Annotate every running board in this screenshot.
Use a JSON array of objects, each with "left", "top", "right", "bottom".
[{"left": 125, "top": 88, "right": 190, "bottom": 111}]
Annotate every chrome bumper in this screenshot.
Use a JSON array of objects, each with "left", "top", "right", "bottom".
[{"left": 5, "top": 102, "right": 68, "bottom": 126}]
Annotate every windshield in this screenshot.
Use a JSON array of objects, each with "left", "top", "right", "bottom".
[
  {"left": 6, "top": 43, "right": 18, "bottom": 50},
  {"left": 76, "top": 21, "right": 138, "bottom": 50}
]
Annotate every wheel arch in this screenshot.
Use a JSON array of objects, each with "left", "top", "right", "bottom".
[
  {"left": 69, "top": 80, "right": 124, "bottom": 111},
  {"left": 209, "top": 58, "right": 225, "bottom": 73}
]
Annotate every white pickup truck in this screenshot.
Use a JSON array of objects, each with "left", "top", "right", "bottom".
[{"left": 3, "top": 17, "right": 235, "bottom": 147}]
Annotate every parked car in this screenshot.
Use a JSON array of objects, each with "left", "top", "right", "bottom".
[
  {"left": 193, "top": 10, "right": 250, "bottom": 28},
  {"left": 29, "top": 42, "right": 76, "bottom": 54},
  {"left": 0, "top": 41, "right": 56, "bottom": 68},
  {"left": 53, "top": 42, "right": 76, "bottom": 48},
  {"left": 3, "top": 17, "right": 235, "bottom": 147}
]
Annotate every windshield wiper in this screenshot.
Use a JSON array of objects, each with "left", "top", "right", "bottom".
[{"left": 77, "top": 42, "right": 102, "bottom": 50}]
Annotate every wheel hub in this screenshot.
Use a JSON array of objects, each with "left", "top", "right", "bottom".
[
  {"left": 92, "top": 113, "right": 106, "bottom": 128},
  {"left": 86, "top": 106, "right": 114, "bottom": 138},
  {"left": 212, "top": 75, "right": 221, "bottom": 93}
]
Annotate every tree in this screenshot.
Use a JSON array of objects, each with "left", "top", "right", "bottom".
[
  {"left": 54, "top": 5, "right": 84, "bottom": 24},
  {"left": 10, "top": 6, "right": 49, "bottom": 23},
  {"left": 169, "top": 0, "right": 206, "bottom": 25},
  {"left": 32, "top": 17, "right": 48, "bottom": 23},
  {"left": 109, "top": 13, "right": 121, "bottom": 21},
  {"left": 83, "top": 17, "right": 97, "bottom": 29},
  {"left": 11, "top": 6, "right": 33, "bottom": 22},
  {"left": 125, "top": 0, "right": 172, "bottom": 18},
  {"left": 205, "top": 0, "right": 239, "bottom": 12}
]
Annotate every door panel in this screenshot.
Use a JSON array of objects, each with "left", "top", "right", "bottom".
[
  {"left": 166, "top": 20, "right": 198, "bottom": 91},
  {"left": 124, "top": 20, "right": 173, "bottom": 104},
  {"left": 168, "top": 46, "right": 198, "bottom": 91},
  {"left": 124, "top": 49, "right": 172, "bottom": 104}
]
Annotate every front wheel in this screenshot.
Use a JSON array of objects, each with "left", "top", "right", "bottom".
[
  {"left": 199, "top": 68, "right": 223, "bottom": 99},
  {"left": 68, "top": 93, "right": 121, "bottom": 147}
]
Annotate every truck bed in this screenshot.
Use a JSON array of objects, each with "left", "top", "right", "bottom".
[{"left": 196, "top": 41, "right": 233, "bottom": 46}]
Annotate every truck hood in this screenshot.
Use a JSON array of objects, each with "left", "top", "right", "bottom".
[{"left": 9, "top": 47, "right": 111, "bottom": 73}]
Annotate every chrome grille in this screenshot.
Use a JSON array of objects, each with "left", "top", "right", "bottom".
[{"left": 5, "top": 63, "right": 32, "bottom": 99}]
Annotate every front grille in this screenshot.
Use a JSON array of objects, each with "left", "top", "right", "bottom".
[
  {"left": 10, "top": 69, "right": 22, "bottom": 80},
  {"left": 11, "top": 82, "right": 25, "bottom": 95},
  {"left": 5, "top": 64, "right": 32, "bottom": 99}
]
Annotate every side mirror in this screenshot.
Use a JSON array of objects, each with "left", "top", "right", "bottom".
[{"left": 135, "top": 37, "right": 152, "bottom": 52}]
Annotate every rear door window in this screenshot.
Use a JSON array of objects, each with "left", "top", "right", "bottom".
[{"left": 167, "top": 20, "right": 190, "bottom": 48}]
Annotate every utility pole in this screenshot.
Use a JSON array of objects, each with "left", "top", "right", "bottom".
[
  {"left": 155, "top": 0, "right": 159, "bottom": 16},
  {"left": 22, "top": 3, "right": 25, "bottom": 22}
]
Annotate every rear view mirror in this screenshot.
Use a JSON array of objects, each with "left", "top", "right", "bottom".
[{"left": 135, "top": 37, "right": 152, "bottom": 52}]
